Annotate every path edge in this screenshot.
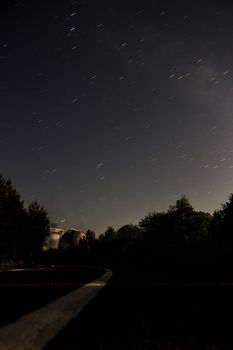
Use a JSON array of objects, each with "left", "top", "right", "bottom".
[{"left": 0, "top": 268, "right": 113, "bottom": 350}]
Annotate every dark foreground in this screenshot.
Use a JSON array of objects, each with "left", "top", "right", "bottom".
[
  {"left": 0, "top": 266, "right": 104, "bottom": 327},
  {"left": 45, "top": 267, "right": 233, "bottom": 350}
]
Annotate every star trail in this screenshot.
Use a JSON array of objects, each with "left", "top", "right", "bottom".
[{"left": 1, "top": 0, "right": 233, "bottom": 234}]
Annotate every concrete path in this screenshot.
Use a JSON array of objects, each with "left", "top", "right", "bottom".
[{"left": 0, "top": 269, "right": 113, "bottom": 350}]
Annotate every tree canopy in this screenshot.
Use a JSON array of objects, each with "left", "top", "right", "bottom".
[
  {"left": 0, "top": 175, "right": 26, "bottom": 261},
  {"left": 211, "top": 194, "right": 233, "bottom": 246},
  {"left": 139, "top": 196, "right": 212, "bottom": 254},
  {"left": 2, "top": 173, "right": 233, "bottom": 270},
  {"left": 0, "top": 175, "right": 50, "bottom": 263}
]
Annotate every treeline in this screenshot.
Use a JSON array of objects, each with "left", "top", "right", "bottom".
[
  {"left": 2, "top": 174, "right": 233, "bottom": 273},
  {"left": 0, "top": 175, "right": 50, "bottom": 264},
  {"left": 49, "top": 195, "right": 233, "bottom": 275}
]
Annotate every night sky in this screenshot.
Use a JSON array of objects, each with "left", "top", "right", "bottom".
[{"left": 1, "top": 0, "right": 233, "bottom": 234}]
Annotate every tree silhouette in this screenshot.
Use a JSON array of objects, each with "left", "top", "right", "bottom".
[
  {"left": 0, "top": 175, "right": 51, "bottom": 263},
  {"left": 117, "top": 224, "right": 142, "bottom": 241},
  {"left": 211, "top": 194, "right": 233, "bottom": 247},
  {"left": 24, "top": 201, "right": 50, "bottom": 261},
  {"left": 85, "top": 229, "right": 96, "bottom": 260},
  {"left": 168, "top": 196, "right": 195, "bottom": 244},
  {"left": 139, "top": 211, "right": 168, "bottom": 242},
  {"left": 168, "top": 196, "right": 211, "bottom": 244},
  {"left": 104, "top": 226, "right": 116, "bottom": 241},
  {"left": 86, "top": 229, "right": 96, "bottom": 241},
  {"left": 139, "top": 196, "right": 212, "bottom": 264},
  {"left": 0, "top": 175, "right": 26, "bottom": 262}
]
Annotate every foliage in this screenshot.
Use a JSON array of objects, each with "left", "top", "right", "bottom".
[
  {"left": 0, "top": 175, "right": 26, "bottom": 261},
  {"left": 139, "top": 211, "right": 169, "bottom": 242},
  {"left": 104, "top": 226, "right": 116, "bottom": 241},
  {"left": 167, "top": 196, "right": 212, "bottom": 243},
  {"left": 140, "top": 196, "right": 211, "bottom": 247},
  {"left": 0, "top": 175, "right": 50, "bottom": 263},
  {"left": 86, "top": 229, "right": 96, "bottom": 241},
  {"left": 3, "top": 173, "right": 233, "bottom": 270},
  {"left": 210, "top": 194, "right": 233, "bottom": 248},
  {"left": 117, "top": 224, "right": 142, "bottom": 241},
  {"left": 24, "top": 201, "right": 50, "bottom": 260}
]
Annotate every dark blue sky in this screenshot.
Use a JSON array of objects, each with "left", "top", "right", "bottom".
[{"left": 1, "top": 0, "right": 233, "bottom": 234}]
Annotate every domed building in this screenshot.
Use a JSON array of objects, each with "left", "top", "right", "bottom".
[
  {"left": 43, "top": 227, "right": 64, "bottom": 250},
  {"left": 58, "top": 228, "right": 86, "bottom": 250}
]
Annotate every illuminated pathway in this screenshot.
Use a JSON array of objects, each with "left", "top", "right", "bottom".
[{"left": 0, "top": 269, "right": 113, "bottom": 350}]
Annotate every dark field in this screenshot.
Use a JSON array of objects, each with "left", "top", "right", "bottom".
[
  {"left": 46, "top": 268, "right": 233, "bottom": 350},
  {"left": 0, "top": 266, "right": 104, "bottom": 327}
]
